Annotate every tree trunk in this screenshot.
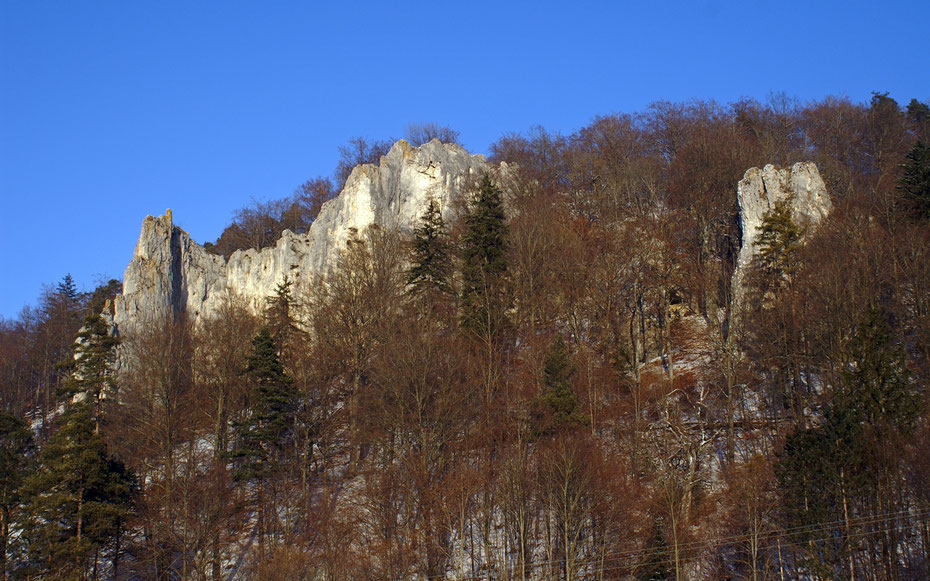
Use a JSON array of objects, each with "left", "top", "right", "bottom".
[
  {"left": 1, "top": 506, "right": 7, "bottom": 581},
  {"left": 841, "top": 470, "right": 855, "bottom": 581}
]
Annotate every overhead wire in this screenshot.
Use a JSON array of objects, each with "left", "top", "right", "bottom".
[
  {"left": 425, "top": 505, "right": 930, "bottom": 580},
  {"left": 590, "top": 515, "right": 925, "bottom": 580}
]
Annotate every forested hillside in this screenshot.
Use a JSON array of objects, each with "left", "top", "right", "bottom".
[{"left": 1, "top": 94, "right": 929, "bottom": 580}]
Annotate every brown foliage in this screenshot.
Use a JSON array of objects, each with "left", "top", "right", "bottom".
[
  {"left": 12, "top": 92, "right": 930, "bottom": 578},
  {"left": 208, "top": 178, "right": 335, "bottom": 258}
]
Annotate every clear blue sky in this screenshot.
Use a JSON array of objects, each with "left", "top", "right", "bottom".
[{"left": 1, "top": 0, "right": 927, "bottom": 319}]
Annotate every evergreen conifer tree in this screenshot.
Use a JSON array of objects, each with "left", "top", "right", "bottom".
[
  {"left": 43, "top": 275, "right": 84, "bottom": 347},
  {"left": 0, "top": 412, "right": 34, "bottom": 580},
  {"left": 756, "top": 199, "right": 802, "bottom": 279},
  {"left": 264, "top": 276, "right": 297, "bottom": 350},
  {"left": 899, "top": 140, "right": 930, "bottom": 221},
  {"left": 59, "top": 314, "right": 120, "bottom": 426},
  {"left": 407, "top": 198, "right": 453, "bottom": 297},
  {"left": 53, "top": 275, "right": 81, "bottom": 313},
  {"left": 21, "top": 403, "right": 134, "bottom": 579},
  {"left": 232, "top": 328, "right": 298, "bottom": 482},
  {"left": 752, "top": 198, "right": 803, "bottom": 304},
  {"left": 40, "top": 274, "right": 83, "bottom": 331},
  {"left": 461, "top": 175, "right": 510, "bottom": 340},
  {"left": 906, "top": 99, "right": 930, "bottom": 138},
  {"left": 776, "top": 308, "right": 918, "bottom": 577},
  {"left": 531, "top": 336, "right": 586, "bottom": 437},
  {"left": 230, "top": 329, "right": 298, "bottom": 558},
  {"left": 837, "top": 307, "right": 918, "bottom": 430},
  {"left": 776, "top": 406, "right": 866, "bottom": 577}
]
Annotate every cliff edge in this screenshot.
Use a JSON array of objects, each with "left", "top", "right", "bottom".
[{"left": 111, "top": 139, "right": 488, "bottom": 335}]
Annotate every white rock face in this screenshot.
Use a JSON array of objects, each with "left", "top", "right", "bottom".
[
  {"left": 731, "top": 162, "right": 832, "bottom": 309},
  {"left": 111, "top": 139, "right": 488, "bottom": 335}
]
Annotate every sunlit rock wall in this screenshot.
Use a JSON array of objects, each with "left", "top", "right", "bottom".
[{"left": 110, "top": 139, "right": 488, "bottom": 336}]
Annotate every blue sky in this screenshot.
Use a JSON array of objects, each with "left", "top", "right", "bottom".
[{"left": 1, "top": 0, "right": 927, "bottom": 319}]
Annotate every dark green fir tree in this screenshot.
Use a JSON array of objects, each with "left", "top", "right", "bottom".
[
  {"left": 407, "top": 198, "right": 453, "bottom": 297},
  {"left": 40, "top": 274, "right": 83, "bottom": 337},
  {"left": 899, "top": 140, "right": 930, "bottom": 221},
  {"left": 0, "top": 411, "right": 34, "bottom": 579},
  {"left": 49, "top": 274, "right": 82, "bottom": 319},
  {"left": 461, "top": 175, "right": 510, "bottom": 341},
  {"left": 756, "top": 199, "right": 802, "bottom": 279},
  {"left": 21, "top": 403, "right": 134, "bottom": 579},
  {"left": 776, "top": 308, "right": 918, "bottom": 578},
  {"left": 836, "top": 307, "right": 919, "bottom": 430},
  {"left": 776, "top": 406, "right": 866, "bottom": 578},
  {"left": 232, "top": 328, "right": 298, "bottom": 482},
  {"left": 230, "top": 328, "right": 298, "bottom": 555},
  {"left": 751, "top": 198, "right": 803, "bottom": 305},
  {"left": 906, "top": 99, "right": 930, "bottom": 139},
  {"left": 59, "top": 314, "right": 120, "bottom": 427},
  {"left": 531, "top": 336, "right": 586, "bottom": 437},
  {"left": 264, "top": 276, "right": 298, "bottom": 351}
]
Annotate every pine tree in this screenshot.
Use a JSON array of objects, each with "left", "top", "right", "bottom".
[
  {"left": 461, "top": 175, "right": 510, "bottom": 341},
  {"left": 230, "top": 329, "right": 298, "bottom": 562},
  {"left": 0, "top": 412, "right": 34, "bottom": 580},
  {"left": 752, "top": 198, "right": 803, "bottom": 303},
  {"left": 531, "top": 336, "right": 586, "bottom": 437},
  {"left": 776, "top": 407, "right": 866, "bottom": 578},
  {"left": 776, "top": 309, "right": 918, "bottom": 578},
  {"left": 21, "top": 403, "right": 134, "bottom": 579},
  {"left": 837, "top": 307, "right": 918, "bottom": 431},
  {"left": 59, "top": 314, "right": 120, "bottom": 426},
  {"left": 899, "top": 140, "right": 930, "bottom": 221},
  {"left": 83, "top": 279, "right": 122, "bottom": 319},
  {"left": 264, "top": 276, "right": 297, "bottom": 349},
  {"left": 52, "top": 275, "right": 81, "bottom": 314},
  {"left": 232, "top": 328, "right": 298, "bottom": 481},
  {"left": 756, "top": 199, "right": 802, "bottom": 279},
  {"left": 407, "top": 198, "right": 453, "bottom": 297}
]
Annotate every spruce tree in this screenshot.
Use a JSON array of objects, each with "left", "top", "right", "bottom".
[
  {"left": 776, "top": 407, "right": 866, "bottom": 577},
  {"left": 837, "top": 307, "right": 918, "bottom": 430},
  {"left": 776, "top": 308, "right": 918, "bottom": 577},
  {"left": 906, "top": 99, "right": 930, "bottom": 138},
  {"left": 232, "top": 328, "right": 298, "bottom": 482},
  {"left": 0, "top": 412, "right": 34, "bottom": 580},
  {"left": 531, "top": 336, "right": 586, "bottom": 437},
  {"left": 906, "top": 98, "right": 929, "bottom": 123},
  {"left": 752, "top": 198, "right": 803, "bottom": 305},
  {"left": 407, "top": 198, "right": 453, "bottom": 297},
  {"left": 230, "top": 329, "right": 298, "bottom": 557},
  {"left": 756, "top": 199, "right": 802, "bottom": 280},
  {"left": 264, "top": 276, "right": 297, "bottom": 350},
  {"left": 21, "top": 403, "right": 134, "bottom": 579},
  {"left": 460, "top": 175, "right": 510, "bottom": 340},
  {"left": 53, "top": 275, "right": 81, "bottom": 314},
  {"left": 41, "top": 274, "right": 83, "bottom": 330},
  {"left": 899, "top": 140, "right": 930, "bottom": 221},
  {"left": 59, "top": 314, "right": 120, "bottom": 426}
]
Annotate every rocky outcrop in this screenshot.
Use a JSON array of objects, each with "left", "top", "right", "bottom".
[
  {"left": 110, "top": 139, "right": 488, "bottom": 336},
  {"left": 731, "top": 162, "right": 832, "bottom": 310},
  {"left": 110, "top": 145, "right": 830, "bottom": 340}
]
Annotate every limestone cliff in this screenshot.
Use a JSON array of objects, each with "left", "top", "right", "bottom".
[
  {"left": 110, "top": 145, "right": 831, "bottom": 338},
  {"left": 110, "top": 139, "right": 488, "bottom": 336},
  {"left": 730, "top": 162, "right": 832, "bottom": 310}
]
